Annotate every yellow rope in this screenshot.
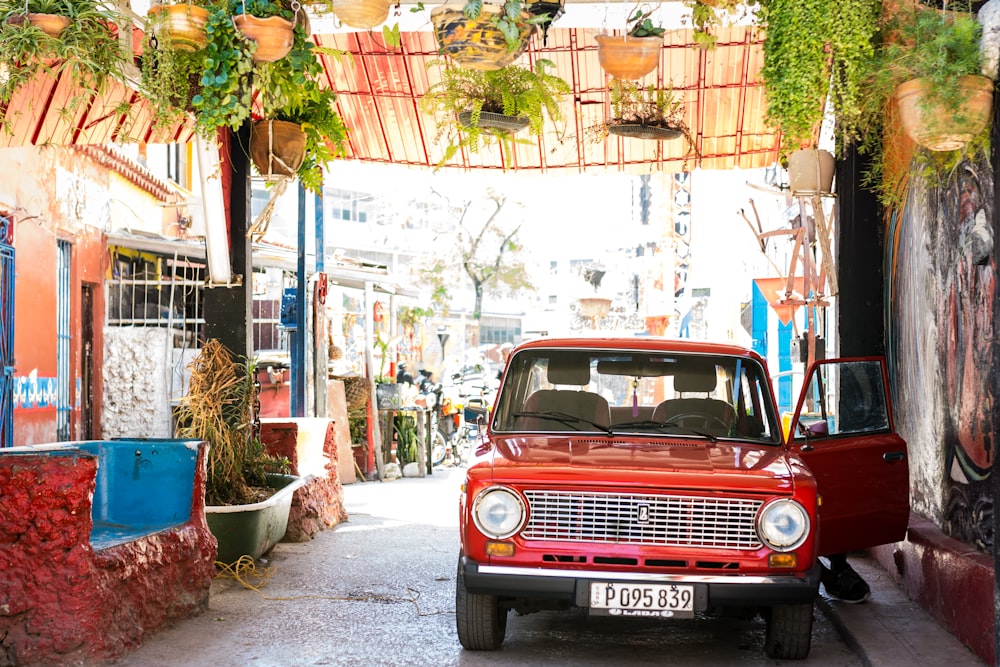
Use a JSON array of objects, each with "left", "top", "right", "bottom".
[{"left": 212, "top": 557, "right": 446, "bottom": 615}]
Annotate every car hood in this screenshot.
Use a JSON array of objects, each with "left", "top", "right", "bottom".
[{"left": 480, "top": 435, "right": 800, "bottom": 493}]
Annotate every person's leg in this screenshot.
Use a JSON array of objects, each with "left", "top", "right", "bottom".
[{"left": 820, "top": 553, "right": 871, "bottom": 603}]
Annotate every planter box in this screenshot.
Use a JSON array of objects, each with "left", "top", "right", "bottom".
[{"left": 206, "top": 473, "right": 306, "bottom": 564}]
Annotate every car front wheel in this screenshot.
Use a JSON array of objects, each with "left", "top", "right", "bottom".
[
  {"left": 764, "top": 601, "right": 813, "bottom": 659},
  {"left": 455, "top": 554, "right": 507, "bottom": 650}
]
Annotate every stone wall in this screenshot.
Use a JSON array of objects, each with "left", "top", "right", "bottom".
[{"left": 102, "top": 327, "right": 173, "bottom": 439}]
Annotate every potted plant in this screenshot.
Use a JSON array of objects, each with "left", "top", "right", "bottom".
[
  {"left": 688, "top": 0, "right": 751, "bottom": 50},
  {"left": 251, "top": 23, "right": 350, "bottom": 193},
  {"left": 594, "top": 2, "right": 665, "bottom": 80},
  {"left": 139, "top": 2, "right": 210, "bottom": 129},
  {"left": 430, "top": 0, "right": 553, "bottom": 71},
  {"left": 146, "top": 0, "right": 210, "bottom": 52},
  {"left": 174, "top": 339, "right": 301, "bottom": 563},
  {"left": 0, "top": 0, "right": 131, "bottom": 114},
  {"left": 373, "top": 333, "right": 403, "bottom": 408},
  {"left": 874, "top": 3, "right": 992, "bottom": 152},
  {"left": 231, "top": 0, "right": 296, "bottom": 63},
  {"left": 420, "top": 58, "right": 570, "bottom": 165},
  {"left": 329, "top": 0, "right": 393, "bottom": 30},
  {"left": 858, "top": 2, "right": 992, "bottom": 207},
  {"left": 758, "top": 0, "right": 878, "bottom": 166},
  {"left": 601, "top": 78, "right": 695, "bottom": 147}
]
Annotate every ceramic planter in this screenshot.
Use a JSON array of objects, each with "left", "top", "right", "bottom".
[
  {"left": 233, "top": 14, "right": 294, "bottom": 63},
  {"left": 895, "top": 75, "right": 994, "bottom": 152},
  {"left": 331, "top": 0, "right": 392, "bottom": 29},
  {"left": 431, "top": 2, "right": 533, "bottom": 71},
  {"left": 147, "top": 3, "right": 210, "bottom": 52},
  {"left": 787, "top": 148, "right": 835, "bottom": 195},
  {"left": 250, "top": 119, "right": 307, "bottom": 179},
  {"left": 205, "top": 474, "right": 306, "bottom": 564},
  {"left": 608, "top": 123, "right": 681, "bottom": 141},
  {"left": 594, "top": 34, "right": 661, "bottom": 80},
  {"left": 5, "top": 12, "right": 70, "bottom": 38}
]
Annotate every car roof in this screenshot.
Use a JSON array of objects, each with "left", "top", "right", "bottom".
[{"left": 512, "top": 336, "right": 761, "bottom": 361}]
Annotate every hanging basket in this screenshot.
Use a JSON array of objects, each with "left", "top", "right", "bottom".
[
  {"left": 608, "top": 123, "right": 681, "bottom": 141},
  {"left": 250, "top": 119, "right": 306, "bottom": 179},
  {"left": 787, "top": 148, "right": 835, "bottom": 195},
  {"left": 146, "top": 4, "right": 210, "bottom": 52},
  {"left": 594, "top": 34, "right": 662, "bottom": 80},
  {"left": 331, "top": 0, "right": 392, "bottom": 29},
  {"left": 233, "top": 13, "right": 295, "bottom": 63},
  {"left": 895, "top": 75, "right": 994, "bottom": 152},
  {"left": 430, "top": 1, "right": 534, "bottom": 71},
  {"left": 458, "top": 110, "right": 530, "bottom": 133},
  {"left": 5, "top": 12, "right": 70, "bottom": 38}
]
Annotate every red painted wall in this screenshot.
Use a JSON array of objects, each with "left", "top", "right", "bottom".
[{"left": 13, "top": 216, "right": 59, "bottom": 446}]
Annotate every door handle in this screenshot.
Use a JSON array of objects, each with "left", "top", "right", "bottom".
[{"left": 883, "top": 451, "right": 906, "bottom": 462}]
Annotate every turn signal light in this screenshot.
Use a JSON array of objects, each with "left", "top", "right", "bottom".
[
  {"left": 485, "top": 541, "right": 515, "bottom": 557},
  {"left": 768, "top": 553, "right": 798, "bottom": 569}
]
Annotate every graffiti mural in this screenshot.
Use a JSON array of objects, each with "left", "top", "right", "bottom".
[{"left": 887, "top": 157, "right": 995, "bottom": 552}]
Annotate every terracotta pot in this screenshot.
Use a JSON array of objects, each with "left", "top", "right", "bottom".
[
  {"left": 787, "top": 148, "right": 835, "bottom": 195},
  {"left": 233, "top": 14, "right": 295, "bottom": 63},
  {"left": 5, "top": 12, "right": 70, "bottom": 38},
  {"left": 331, "top": 0, "right": 392, "bottom": 29},
  {"left": 895, "top": 75, "right": 994, "bottom": 152},
  {"left": 147, "top": 4, "right": 210, "bottom": 52},
  {"left": 250, "top": 119, "right": 307, "bottom": 178},
  {"left": 594, "top": 34, "right": 662, "bottom": 80},
  {"left": 430, "top": 2, "right": 533, "bottom": 71}
]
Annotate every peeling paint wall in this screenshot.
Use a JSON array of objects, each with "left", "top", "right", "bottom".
[{"left": 102, "top": 327, "right": 172, "bottom": 438}]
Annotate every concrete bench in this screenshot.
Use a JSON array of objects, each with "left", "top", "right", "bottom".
[{"left": 0, "top": 439, "right": 216, "bottom": 665}]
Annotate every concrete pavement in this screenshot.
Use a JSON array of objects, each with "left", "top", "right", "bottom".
[{"left": 816, "top": 554, "right": 986, "bottom": 666}]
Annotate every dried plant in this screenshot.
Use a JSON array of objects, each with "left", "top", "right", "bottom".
[{"left": 175, "top": 339, "right": 286, "bottom": 505}]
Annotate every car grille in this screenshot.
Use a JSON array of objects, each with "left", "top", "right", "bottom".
[{"left": 521, "top": 490, "right": 763, "bottom": 549}]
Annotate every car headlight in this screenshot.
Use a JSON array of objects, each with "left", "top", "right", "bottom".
[
  {"left": 757, "top": 499, "right": 809, "bottom": 552},
  {"left": 472, "top": 486, "right": 526, "bottom": 539}
]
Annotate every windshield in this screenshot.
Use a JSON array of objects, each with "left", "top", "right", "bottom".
[{"left": 491, "top": 348, "right": 780, "bottom": 443}]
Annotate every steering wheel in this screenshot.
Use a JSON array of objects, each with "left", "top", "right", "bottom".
[{"left": 668, "top": 413, "right": 730, "bottom": 434}]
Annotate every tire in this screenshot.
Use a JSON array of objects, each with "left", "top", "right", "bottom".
[
  {"left": 455, "top": 555, "right": 507, "bottom": 650},
  {"left": 765, "top": 601, "right": 814, "bottom": 660},
  {"left": 431, "top": 429, "right": 448, "bottom": 466}
]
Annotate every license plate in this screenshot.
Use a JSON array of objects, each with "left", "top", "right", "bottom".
[{"left": 589, "top": 582, "right": 694, "bottom": 618}]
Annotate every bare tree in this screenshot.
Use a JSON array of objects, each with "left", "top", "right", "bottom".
[{"left": 417, "top": 188, "right": 534, "bottom": 320}]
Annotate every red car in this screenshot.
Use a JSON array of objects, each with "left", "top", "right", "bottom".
[{"left": 456, "top": 337, "right": 908, "bottom": 659}]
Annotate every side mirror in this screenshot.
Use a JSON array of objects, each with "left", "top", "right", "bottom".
[{"left": 797, "top": 419, "right": 829, "bottom": 438}]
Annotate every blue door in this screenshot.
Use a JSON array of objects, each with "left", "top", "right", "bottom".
[{"left": 0, "top": 215, "right": 14, "bottom": 447}]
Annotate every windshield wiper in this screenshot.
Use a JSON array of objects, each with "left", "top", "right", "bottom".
[
  {"left": 608, "top": 419, "right": 718, "bottom": 443},
  {"left": 513, "top": 411, "right": 613, "bottom": 434}
]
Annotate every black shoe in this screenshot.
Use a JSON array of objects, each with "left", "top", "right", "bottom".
[{"left": 821, "top": 564, "right": 871, "bottom": 604}]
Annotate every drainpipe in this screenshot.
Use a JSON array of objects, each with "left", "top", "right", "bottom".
[{"left": 195, "top": 135, "right": 231, "bottom": 286}]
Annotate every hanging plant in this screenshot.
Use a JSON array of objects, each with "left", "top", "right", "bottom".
[
  {"left": 430, "top": 0, "right": 554, "bottom": 70},
  {"left": 254, "top": 20, "right": 350, "bottom": 193},
  {"left": 758, "top": 0, "right": 879, "bottom": 156},
  {"left": 687, "top": 0, "right": 754, "bottom": 50},
  {"left": 594, "top": 3, "right": 666, "bottom": 80},
  {"left": 420, "top": 58, "right": 570, "bottom": 165},
  {"left": 0, "top": 0, "right": 131, "bottom": 116}
]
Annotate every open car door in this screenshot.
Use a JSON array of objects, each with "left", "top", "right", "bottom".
[{"left": 787, "top": 357, "right": 909, "bottom": 555}]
